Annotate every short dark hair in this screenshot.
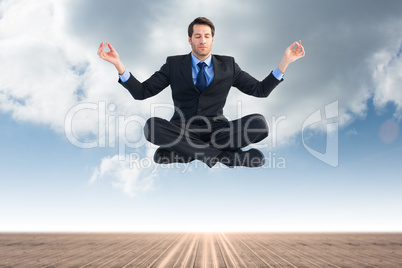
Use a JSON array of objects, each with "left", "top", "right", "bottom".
[{"left": 188, "top": 17, "right": 215, "bottom": 37}]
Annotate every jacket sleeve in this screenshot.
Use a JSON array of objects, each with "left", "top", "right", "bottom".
[
  {"left": 118, "top": 58, "right": 170, "bottom": 100},
  {"left": 232, "top": 60, "right": 283, "bottom": 98}
]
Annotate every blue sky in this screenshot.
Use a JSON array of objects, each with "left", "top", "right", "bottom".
[{"left": 0, "top": 0, "right": 401, "bottom": 232}]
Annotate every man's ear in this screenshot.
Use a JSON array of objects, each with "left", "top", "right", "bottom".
[{"left": 188, "top": 37, "right": 192, "bottom": 45}]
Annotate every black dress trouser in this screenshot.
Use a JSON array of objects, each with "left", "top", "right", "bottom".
[{"left": 144, "top": 113, "right": 269, "bottom": 167}]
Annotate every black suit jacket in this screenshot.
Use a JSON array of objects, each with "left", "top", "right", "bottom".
[{"left": 119, "top": 53, "right": 283, "bottom": 123}]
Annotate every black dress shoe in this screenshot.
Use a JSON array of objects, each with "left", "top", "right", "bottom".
[
  {"left": 153, "top": 148, "right": 194, "bottom": 164},
  {"left": 218, "top": 148, "right": 265, "bottom": 168}
]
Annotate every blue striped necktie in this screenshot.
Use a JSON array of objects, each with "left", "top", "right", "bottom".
[{"left": 196, "top": 62, "right": 207, "bottom": 91}]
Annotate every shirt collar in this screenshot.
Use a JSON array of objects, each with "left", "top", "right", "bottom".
[{"left": 191, "top": 52, "right": 212, "bottom": 68}]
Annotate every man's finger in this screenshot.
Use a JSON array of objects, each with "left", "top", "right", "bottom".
[
  {"left": 107, "top": 43, "right": 115, "bottom": 52},
  {"left": 300, "top": 45, "right": 305, "bottom": 56},
  {"left": 97, "top": 45, "right": 104, "bottom": 57},
  {"left": 99, "top": 42, "right": 107, "bottom": 54},
  {"left": 287, "top": 41, "right": 297, "bottom": 50},
  {"left": 295, "top": 41, "right": 302, "bottom": 50}
]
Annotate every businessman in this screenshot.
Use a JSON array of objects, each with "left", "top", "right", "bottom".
[{"left": 98, "top": 17, "right": 305, "bottom": 168}]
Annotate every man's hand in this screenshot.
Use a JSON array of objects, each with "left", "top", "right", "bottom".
[
  {"left": 278, "top": 40, "right": 305, "bottom": 74},
  {"left": 98, "top": 42, "right": 126, "bottom": 74}
]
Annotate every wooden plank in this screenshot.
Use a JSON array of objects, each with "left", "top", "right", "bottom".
[{"left": 0, "top": 233, "right": 401, "bottom": 267}]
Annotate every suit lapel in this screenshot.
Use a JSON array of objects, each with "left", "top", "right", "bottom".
[
  {"left": 205, "top": 55, "right": 223, "bottom": 92},
  {"left": 180, "top": 53, "right": 199, "bottom": 93},
  {"left": 200, "top": 55, "right": 224, "bottom": 92}
]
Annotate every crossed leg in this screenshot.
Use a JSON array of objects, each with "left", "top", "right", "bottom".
[{"left": 143, "top": 114, "right": 269, "bottom": 167}]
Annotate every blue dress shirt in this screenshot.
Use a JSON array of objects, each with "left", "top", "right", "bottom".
[
  {"left": 119, "top": 54, "right": 284, "bottom": 83},
  {"left": 191, "top": 53, "right": 214, "bottom": 88}
]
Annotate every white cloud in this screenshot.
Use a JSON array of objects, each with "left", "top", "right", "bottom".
[
  {"left": 90, "top": 152, "right": 158, "bottom": 196},
  {"left": 372, "top": 40, "right": 402, "bottom": 118},
  {"left": 0, "top": 0, "right": 85, "bottom": 132},
  {"left": 346, "top": 128, "right": 358, "bottom": 136},
  {"left": 0, "top": 0, "right": 159, "bottom": 144}
]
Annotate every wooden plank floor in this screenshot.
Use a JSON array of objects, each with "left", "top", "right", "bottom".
[{"left": 0, "top": 233, "right": 401, "bottom": 267}]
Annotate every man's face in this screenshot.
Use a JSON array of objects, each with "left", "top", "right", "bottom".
[{"left": 188, "top": 24, "right": 214, "bottom": 61}]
